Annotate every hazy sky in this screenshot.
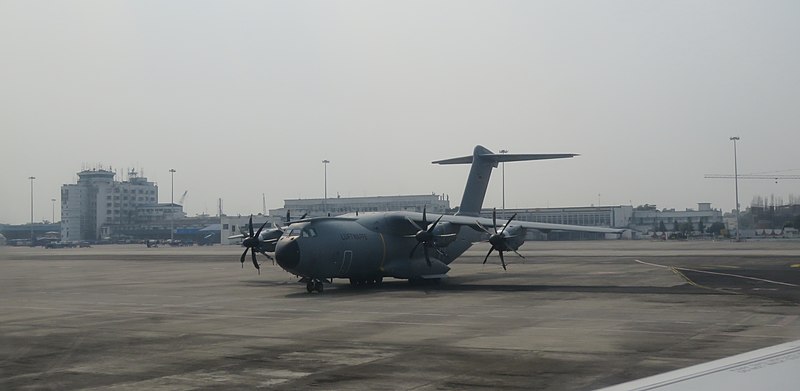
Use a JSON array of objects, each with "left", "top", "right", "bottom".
[{"left": 2, "top": 1, "right": 799, "bottom": 224}]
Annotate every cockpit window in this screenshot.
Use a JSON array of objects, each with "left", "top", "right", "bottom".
[
  {"left": 302, "top": 228, "right": 317, "bottom": 237},
  {"left": 287, "top": 229, "right": 301, "bottom": 238}
]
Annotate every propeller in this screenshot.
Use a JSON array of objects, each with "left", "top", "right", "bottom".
[
  {"left": 285, "top": 211, "right": 307, "bottom": 224},
  {"left": 476, "top": 208, "right": 526, "bottom": 270},
  {"left": 405, "top": 206, "right": 450, "bottom": 267},
  {"left": 239, "top": 215, "right": 273, "bottom": 274}
]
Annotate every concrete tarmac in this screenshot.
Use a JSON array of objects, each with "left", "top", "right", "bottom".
[{"left": 1, "top": 240, "right": 799, "bottom": 390}]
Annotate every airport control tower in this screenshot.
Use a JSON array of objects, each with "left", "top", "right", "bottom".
[{"left": 61, "top": 168, "right": 160, "bottom": 241}]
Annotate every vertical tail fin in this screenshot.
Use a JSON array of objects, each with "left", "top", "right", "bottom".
[{"left": 432, "top": 145, "right": 578, "bottom": 217}]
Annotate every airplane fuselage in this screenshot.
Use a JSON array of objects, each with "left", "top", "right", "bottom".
[{"left": 274, "top": 212, "right": 481, "bottom": 281}]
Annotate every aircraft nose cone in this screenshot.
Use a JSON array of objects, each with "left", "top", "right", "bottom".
[{"left": 276, "top": 239, "right": 301, "bottom": 270}]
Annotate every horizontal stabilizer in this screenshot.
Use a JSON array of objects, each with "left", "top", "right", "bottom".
[{"left": 433, "top": 153, "right": 577, "bottom": 165}]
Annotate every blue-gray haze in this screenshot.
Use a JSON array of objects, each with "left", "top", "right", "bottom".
[{"left": 2, "top": 1, "right": 799, "bottom": 224}]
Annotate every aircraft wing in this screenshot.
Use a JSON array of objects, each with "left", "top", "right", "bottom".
[
  {"left": 597, "top": 339, "right": 800, "bottom": 390},
  {"left": 440, "top": 214, "right": 625, "bottom": 234}
]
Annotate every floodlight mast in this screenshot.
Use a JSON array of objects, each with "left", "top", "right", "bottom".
[
  {"left": 499, "top": 149, "right": 508, "bottom": 218},
  {"left": 730, "top": 137, "right": 740, "bottom": 242},
  {"left": 29, "top": 176, "right": 35, "bottom": 245},
  {"left": 322, "top": 160, "right": 330, "bottom": 214},
  {"left": 169, "top": 169, "right": 176, "bottom": 241}
]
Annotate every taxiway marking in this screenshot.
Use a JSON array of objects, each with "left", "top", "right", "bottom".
[{"left": 635, "top": 259, "right": 799, "bottom": 287}]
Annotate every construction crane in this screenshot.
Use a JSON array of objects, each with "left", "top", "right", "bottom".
[{"left": 705, "top": 174, "right": 800, "bottom": 183}]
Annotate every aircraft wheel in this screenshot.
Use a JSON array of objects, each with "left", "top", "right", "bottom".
[
  {"left": 350, "top": 278, "right": 368, "bottom": 286},
  {"left": 315, "top": 281, "right": 324, "bottom": 293},
  {"left": 306, "top": 281, "right": 315, "bottom": 293}
]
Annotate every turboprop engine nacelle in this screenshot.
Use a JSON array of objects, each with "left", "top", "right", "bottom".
[
  {"left": 432, "top": 222, "right": 459, "bottom": 247},
  {"left": 258, "top": 228, "right": 283, "bottom": 252},
  {"left": 502, "top": 225, "right": 527, "bottom": 251}
]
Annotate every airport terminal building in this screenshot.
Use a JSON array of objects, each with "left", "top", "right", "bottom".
[
  {"left": 628, "top": 203, "right": 724, "bottom": 234},
  {"left": 221, "top": 194, "right": 451, "bottom": 244},
  {"left": 223, "top": 198, "right": 724, "bottom": 243},
  {"left": 479, "top": 203, "right": 723, "bottom": 239},
  {"left": 481, "top": 205, "right": 634, "bottom": 240},
  {"left": 268, "top": 194, "right": 451, "bottom": 221}
]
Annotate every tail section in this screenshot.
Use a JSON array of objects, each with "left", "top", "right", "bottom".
[
  {"left": 435, "top": 146, "right": 496, "bottom": 216},
  {"left": 433, "top": 145, "right": 578, "bottom": 217}
]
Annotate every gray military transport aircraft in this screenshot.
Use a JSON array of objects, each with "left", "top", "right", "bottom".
[{"left": 235, "top": 145, "right": 623, "bottom": 293}]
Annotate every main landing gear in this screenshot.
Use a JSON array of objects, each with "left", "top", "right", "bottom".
[
  {"left": 349, "top": 277, "right": 383, "bottom": 287},
  {"left": 306, "top": 279, "right": 325, "bottom": 293}
]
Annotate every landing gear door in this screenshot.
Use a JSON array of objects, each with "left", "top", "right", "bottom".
[{"left": 339, "top": 250, "right": 353, "bottom": 274}]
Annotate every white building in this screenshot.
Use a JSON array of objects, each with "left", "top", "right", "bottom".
[
  {"left": 483, "top": 205, "right": 634, "bottom": 240},
  {"left": 61, "top": 169, "right": 180, "bottom": 241},
  {"left": 269, "top": 194, "right": 450, "bottom": 223},
  {"left": 630, "top": 203, "right": 724, "bottom": 234},
  {"left": 220, "top": 215, "right": 276, "bottom": 245},
  {"left": 491, "top": 205, "right": 634, "bottom": 228}
]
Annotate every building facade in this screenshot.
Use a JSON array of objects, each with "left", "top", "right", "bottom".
[
  {"left": 629, "top": 203, "right": 723, "bottom": 234},
  {"left": 220, "top": 215, "right": 276, "bottom": 244},
  {"left": 481, "top": 205, "right": 634, "bottom": 240},
  {"left": 268, "top": 194, "right": 451, "bottom": 223},
  {"left": 61, "top": 169, "right": 184, "bottom": 241},
  {"left": 488, "top": 205, "right": 633, "bottom": 228}
]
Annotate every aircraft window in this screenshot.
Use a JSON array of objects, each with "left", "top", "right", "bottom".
[
  {"left": 287, "top": 229, "right": 301, "bottom": 238},
  {"left": 302, "top": 228, "right": 317, "bottom": 237}
]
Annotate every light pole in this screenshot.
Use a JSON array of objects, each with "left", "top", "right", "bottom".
[
  {"left": 169, "top": 168, "right": 176, "bottom": 241},
  {"left": 654, "top": 209, "right": 659, "bottom": 235},
  {"left": 730, "top": 137, "right": 741, "bottom": 241},
  {"left": 322, "top": 160, "right": 330, "bottom": 214},
  {"left": 51, "top": 198, "right": 56, "bottom": 223},
  {"left": 499, "top": 149, "right": 508, "bottom": 218},
  {"left": 28, "top": 176, "right": 35, "bottom": 245}
]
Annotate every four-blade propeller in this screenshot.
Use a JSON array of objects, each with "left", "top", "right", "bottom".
[
  {"left": 476, "top": 208, "right": 526, "bottom": 270},
  {"left": 239, "top": 215, "right": 273, "bottom": 274},
  {"left": 405, "top": 206, "right": 452, "bottom": 267}
]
